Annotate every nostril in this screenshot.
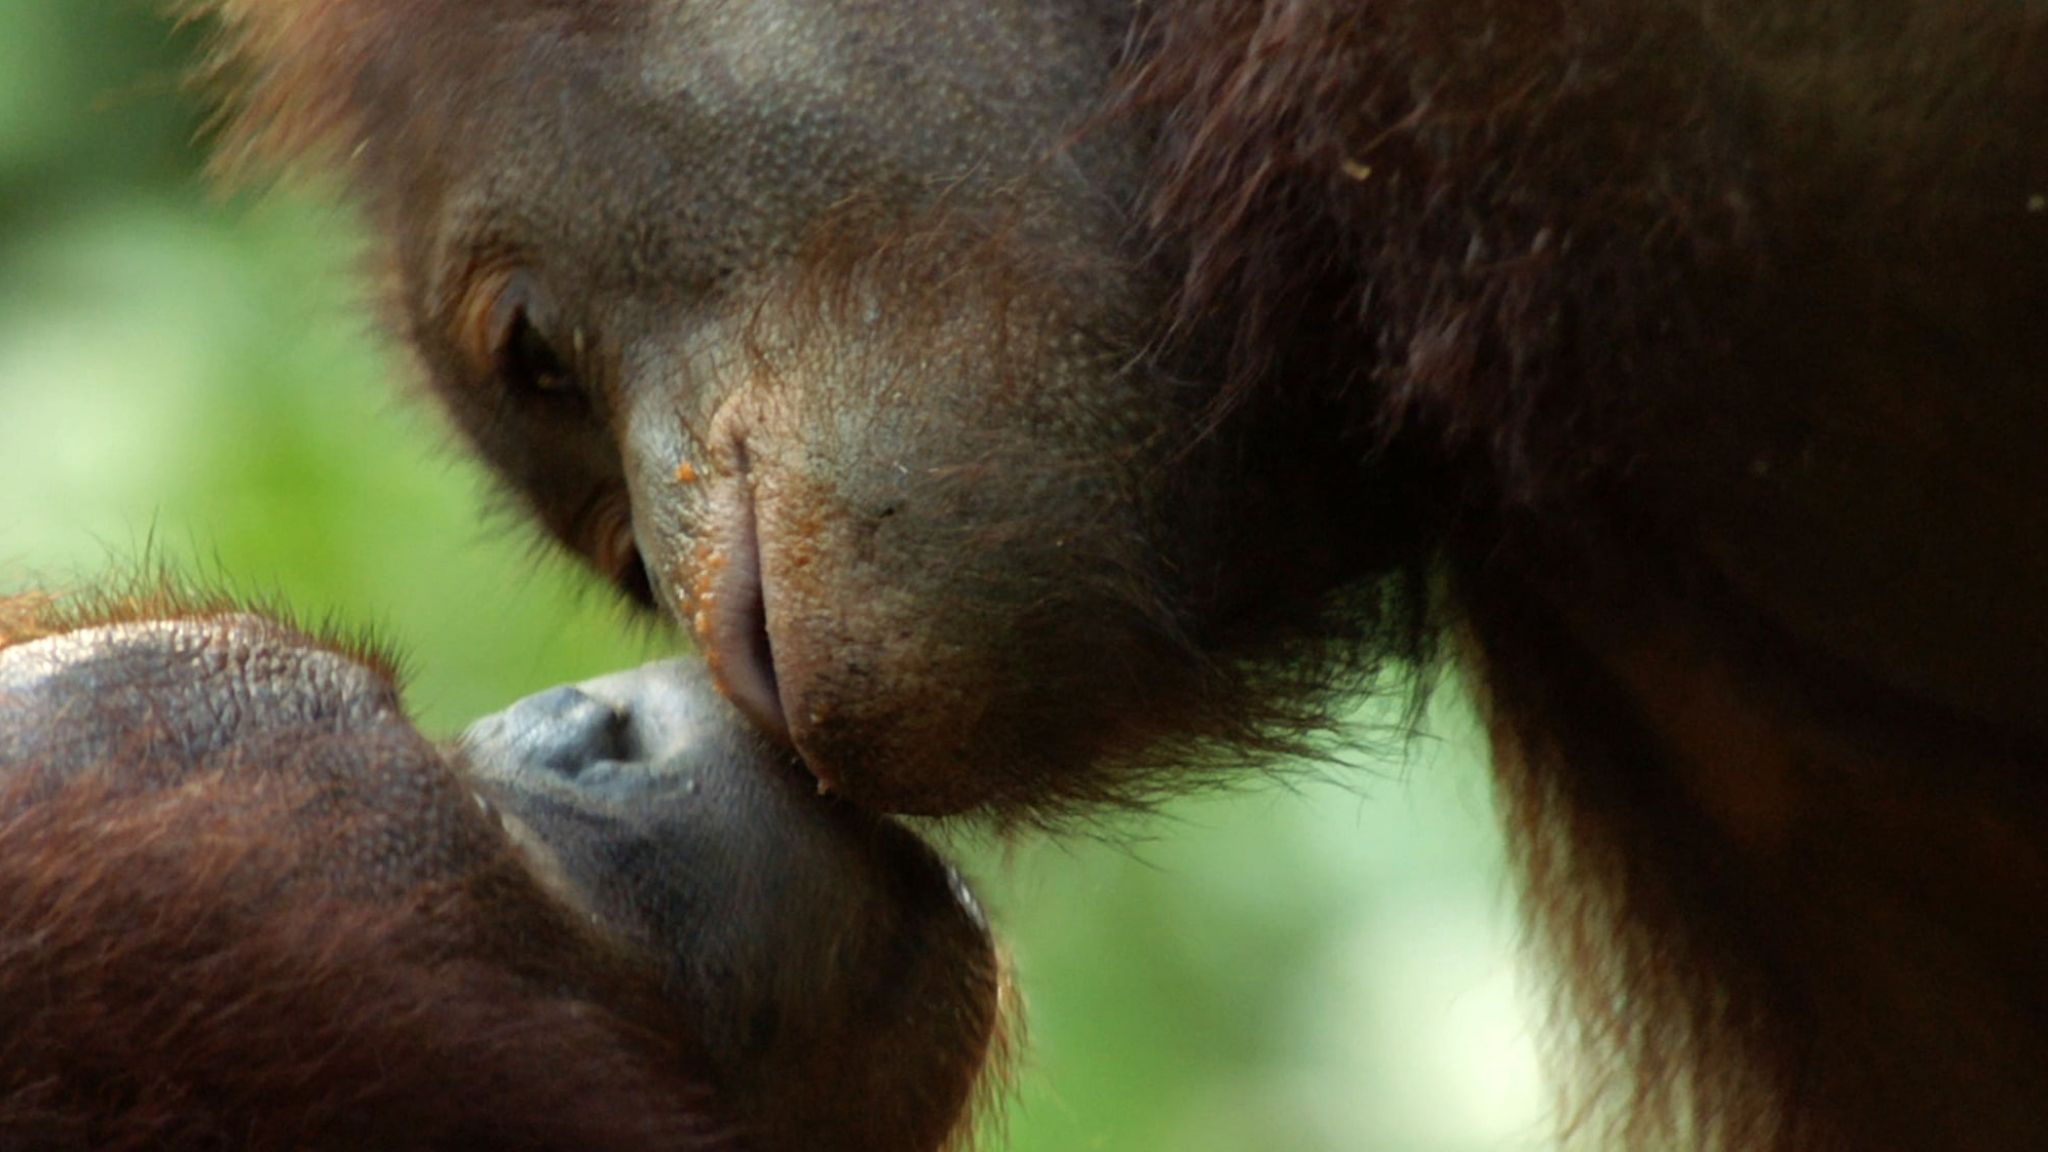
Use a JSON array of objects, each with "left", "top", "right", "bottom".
[
  {"left": 684, "top": 418, "right": 794, "bottom": 745},
  {"left": 738, "top": 565, "right": 784, "bottom": 730},
  {"left": 702, "top": 471, "right": 791, "bottom": 742},
  {"left": 496, "top": 685, "right": 629, "bottom": 777}
]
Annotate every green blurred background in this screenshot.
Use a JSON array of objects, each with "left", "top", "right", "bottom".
[{"left": 0, "top": 4, "right": 1545, "bottom": 1148}]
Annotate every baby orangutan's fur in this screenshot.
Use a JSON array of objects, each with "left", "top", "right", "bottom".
[
  {"left": 0, "top": 592, "right": 1004, "bottom": 1152},
  {"left": 63, "top": 1, "right": 2048, "bottom": 1149},
  {"left": 0, "top": 594, "right": 726, "bottom": 1150},
  {"left": 0, "top": 779, "right": 727, "bottom": 1152}
]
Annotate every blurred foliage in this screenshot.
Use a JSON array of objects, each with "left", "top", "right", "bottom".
[{"left": 0, "top": 3, "right": 1545, "bottom": 1148}]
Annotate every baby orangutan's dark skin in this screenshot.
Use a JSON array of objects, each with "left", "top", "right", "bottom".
[
  {"left": 12, "top": 0, "right": 2046, "bottom": 1149},
  {"left": 0, "top": 594, "right": 1000, "bottom": 1152}
]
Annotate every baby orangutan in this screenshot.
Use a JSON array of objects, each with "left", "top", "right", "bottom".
[{"left": 0, "top": 593, "right": 1001, "bottom": 1152}]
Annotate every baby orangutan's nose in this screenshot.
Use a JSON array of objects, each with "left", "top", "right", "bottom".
[{"left": 460, "top": 660, "right": 1003, "bottom": 1152}]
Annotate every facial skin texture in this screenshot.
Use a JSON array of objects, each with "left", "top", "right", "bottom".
[
  {"left": 208, "top": 0, "right": 1368, "bottom": 817},
  {"left": 0, "top": 596, "right": 1000, "bottom": 1152},
  {"left": 177, "top": 0, "right": 2048, "bottom": 1149}
]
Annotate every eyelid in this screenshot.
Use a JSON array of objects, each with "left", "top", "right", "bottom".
[
  {"left": 440, "top": 247, "right": 616, "bottom": 420},
  {"left": 458, "top": 264, "right": 542, "bottom": 376},
  {"left": 484, "top": 273, "right": 537, "bottom": 362}
]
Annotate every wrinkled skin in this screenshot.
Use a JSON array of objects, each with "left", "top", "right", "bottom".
[
  {"left": 248, "top": 0, "right": 1348, "bottom": 816},
  {"left": 0, "top": 603, "right": 998, "bottom": 1152}
]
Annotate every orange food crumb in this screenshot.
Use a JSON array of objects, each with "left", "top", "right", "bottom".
[{"left": 674, "top": 461, "right": 699, "bottom": 484}]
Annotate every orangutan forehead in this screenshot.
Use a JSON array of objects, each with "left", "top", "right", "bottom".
[
  {"left": 638, "top": 0, "right": 854, "bottom": 105},
  {"left": 190, "top": 0, "right": 635, "bottom": 177}
]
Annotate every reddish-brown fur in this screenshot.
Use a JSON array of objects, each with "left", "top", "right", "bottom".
[
  {"left": 1128, "top": 3, "right": 2048, "bottom": 1149},
  {"left": 0, "top": 596, "right": 1003, "bottom": 1152},
  {"left": 0, "top": 598, "right": 730, "bottom": 1152},
  {"left": 0, "top": 785, "right": 727, "bottom": 1152}
]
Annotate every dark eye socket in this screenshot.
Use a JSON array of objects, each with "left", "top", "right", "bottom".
[{"left": 478, "top": 271, "right": 581, "bottom": 399}]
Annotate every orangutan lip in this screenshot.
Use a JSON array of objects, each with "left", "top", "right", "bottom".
[{"left": 703, "top": 448, "right": 791, "bottom": 744}]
